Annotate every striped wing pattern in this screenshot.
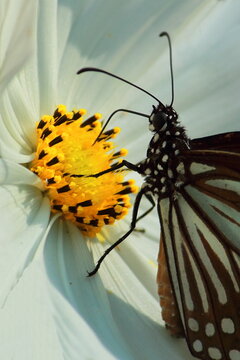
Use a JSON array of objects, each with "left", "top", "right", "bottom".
[{"left": 158, "top": 145, "right": 240, "bottom": 360}]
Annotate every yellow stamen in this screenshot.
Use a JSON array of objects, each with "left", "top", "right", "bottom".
[{"left": 30, "top": 105, "right": 137, "bottom": 237}]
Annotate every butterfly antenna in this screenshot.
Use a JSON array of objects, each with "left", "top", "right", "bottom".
[
  {"left": 159, "top": 32, "right": 174, "bottom": 107},
  {"left": 77, "top": 67, "right": 164, "bottom": 106},
  {"left": 93, "top": 108, "right": 149, "bottom": 145}
]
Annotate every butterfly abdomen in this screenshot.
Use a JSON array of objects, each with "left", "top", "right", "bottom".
[{"left": 157, "top": 238, "right": 184, "bottom": 337}]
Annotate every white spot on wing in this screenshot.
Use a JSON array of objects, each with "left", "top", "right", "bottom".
[
  {"left": 221, "top": 318, "right": 235, "bottom": 334},
  {"left": 229, "top": 350, "right": 240, "bottom": 360},
  {"left": 190, "top": 162, "right": 215, "bottom": 175},
  {"left": 193, "top": 340, "right": 203, "bottom": 352},
  {"left": 205, "top": 323, "right": 215, "bottom": 336},
  {"left": 208, "top": 347, "right": 222, "bottom": 359},
  {"left": 188, "top": 318, "right": 199, "bottom": 332}
]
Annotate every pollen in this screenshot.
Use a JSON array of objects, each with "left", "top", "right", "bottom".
[{"left": 30, "top": 105, "right": 137, "bottom": 237}]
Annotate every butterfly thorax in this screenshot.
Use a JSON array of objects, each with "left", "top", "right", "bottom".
[{"left": 139, "top": 104, "right": 189, "bottom": 199}]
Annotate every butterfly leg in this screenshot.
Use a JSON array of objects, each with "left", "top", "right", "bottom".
[
  {"left": 87, "top": 187, "right": 146, "bottom": 276},
  {"left": 136, "top": 192, "right": 155, "bottom": 223},
  {"left": 133, "top": 193, "right": 155, "bottom": 233},
  {"left": 72, "top": 160, "right": 140, "bottom": 179}
]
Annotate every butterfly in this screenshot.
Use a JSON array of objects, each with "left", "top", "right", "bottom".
[{"left": 77, "top": 32, "right": 240, "bottom": 360}]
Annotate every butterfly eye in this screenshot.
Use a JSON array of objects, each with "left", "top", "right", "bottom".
[{"left": 150, "top": 110, "right": 168, "bottom": 132}]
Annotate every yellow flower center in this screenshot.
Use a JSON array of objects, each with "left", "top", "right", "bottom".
[{"left": 30, "top": 105, "right": 138, "bottom": 237}]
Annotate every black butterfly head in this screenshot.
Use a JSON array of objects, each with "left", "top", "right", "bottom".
[{"left": 149, "top": 104, "right": 177, "bottom": 133}]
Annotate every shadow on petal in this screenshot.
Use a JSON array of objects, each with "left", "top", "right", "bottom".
[{"left": 44, "top": 220, "right": 194, "bottom": 360}]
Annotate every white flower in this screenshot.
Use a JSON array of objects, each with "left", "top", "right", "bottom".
[{"left": 0, "top": 1, "right": 240, "bottom": 360}]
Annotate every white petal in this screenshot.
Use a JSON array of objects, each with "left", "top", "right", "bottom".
[
  {"left": 0, "top": 259, "right": 65, "bottom": 360},
  {"left": 0, "top": 0, "right": 36, "bottom": 92},
  {"left": 43, "top": 221, "right": 193, "bottom": 360},
  {"left": 36, "top": 1, "right": 58, "bottom": 113},
  {"left": 0, "top": 78, "right": 39, "bottom": 161},
  {"left": 44, "top": 221, "right": 136, "bottom": 359},
  {"left": 89, "top": 228, "right": 193, "bottom": 359},
  {"left": 0, "top": 184, "right": 50, "bottom": 307},
  {"left": 0, "top": 159, "right": 43, "bottom": 189},
  {"left": 0, "top": 1, "right": 59, "bottom": 156}
]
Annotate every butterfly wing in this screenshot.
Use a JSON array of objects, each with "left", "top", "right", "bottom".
[
  {"left": 191, "top": 131, "right": 240, "bottom": 152},
  {"left": 157, "top": 135, "right": 240, "bottom": 360}
]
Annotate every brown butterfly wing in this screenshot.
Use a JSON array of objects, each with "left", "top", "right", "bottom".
[
  {"left": 191, "top": 131, "right": 240, "bottom": 152},
  {"left": 157, "top": 134, "right": 240, "bottom": 360}
]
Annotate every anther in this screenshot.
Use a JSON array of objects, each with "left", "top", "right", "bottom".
[
  {"left": 81, "top": 114, "right": 101, "bottom": 128},
  {"left": 49, "top": 135, "right": 63, "bottom": 147},
  {"left": 38, "top": 149, "right": 47, "bottom": 159},
  {"left": 77, "top": 200, "right": 93, "bottom": 207},
  {"left": 41, "top": 127, "right": 52, "bottom": 139},
  {"left": 37, "top": 119, "right": 47, "bottom": 129},
  {"left": 46, "top": 157, "right": 59, "bottom": 166},
  {"left": 54, "top": 114, "right": 68, "bottom": 126},
  {"left": 57, "top": 184, "right": 71, "bottom": 193}
]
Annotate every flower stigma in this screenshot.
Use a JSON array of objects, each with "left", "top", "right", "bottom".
[{"left": 30, "top": 105, "right": 138, "bottom": 237}]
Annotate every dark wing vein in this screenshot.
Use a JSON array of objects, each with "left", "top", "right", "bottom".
[{"left": 158, "top": 141, "right": 240, "bottom": 359}]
